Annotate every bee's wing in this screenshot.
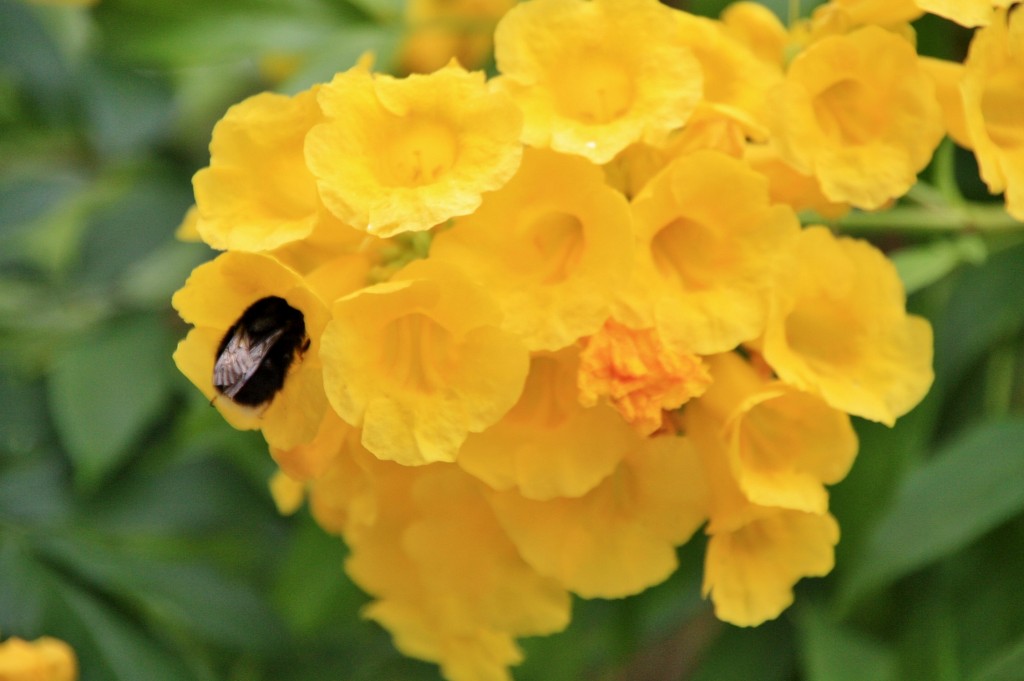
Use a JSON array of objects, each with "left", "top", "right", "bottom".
[{"left": 213, "top": 327, "right": 286, "bottom": 398}]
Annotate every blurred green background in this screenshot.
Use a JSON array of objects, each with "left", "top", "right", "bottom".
[{"left": 1, "top": 0, "right": 1023, "bottom": 680}]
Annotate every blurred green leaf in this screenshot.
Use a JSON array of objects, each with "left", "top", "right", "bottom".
[
  {"left": 48, "top": 313, "right": 176, "bottom": 489},
  {"left": 890, "top": 235, "right": 987, "bottom": 295},
  {"left": 0, "top": 457, "right": 73, "bottom": 525},
  {"left": 690, "top": 619, "right": 795, "bottom": 681},
  {"left": 797, "top": 603, "right": 897, "bottom": 681},
  {"left": 839, "top": 418, "right": 1024, "bottom": 607},
  {"left": 38, "top": 535, "right": 288, "bottom": 651},
  {"left": 0, "top": 533, "right": 48, "bottom": 634},
  {"left": 969, "top": 638, "right": 1024, "bottom": 681}
]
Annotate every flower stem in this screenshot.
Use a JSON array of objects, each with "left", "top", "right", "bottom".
[{"left": 833, "top": 203, "right": 1023, "bottom": 234}]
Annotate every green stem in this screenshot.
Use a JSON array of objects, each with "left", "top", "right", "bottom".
[
  {"left": 833, "top": 203, "right": 1023, "bottom": 234},
  {"left": 930, "top": 138, "right": 965, "bottom": 208}
]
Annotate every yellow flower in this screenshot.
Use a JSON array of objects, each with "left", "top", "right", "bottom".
[
  {"left": 488, "top": 434, "right": 707, "bottom": 598},
  {"left": 759, "top": 227, "right": 934, "bottom": 425},
  {"left": 172, "top": 252, "right": 331, "bottom": 450},
  {"left": 174, "top": 205, "right": 201, "bottom": 242},
  {"left": 458, "top": 347, "right": 638, "bottom": 500},
  {"left": 809, "top": 0, "right": 923, "bottom": 31},
  {"left": 620, "top": 150, "right": 800, "bottom": 355},
  {"left": 687, "top": 405, "right": 840, "bottom": 626},
  {"left": 915, "top": 0, "right": 1013, "bottom": 27},
  {"left": 192, "top": 87, "right": 362, "bottom": 253},
  {"left": 399, "top": 0, "right": 517, "bottom": 74},
  {"left": 320, "top": 259, "right": 529, "bottom": 466},
  {"left": 690, "top": 353, "right": 857, "bottom": 515},
  {"left": 745, "top": 144, "right": 850, "bottom": 219},
  {"left": 961, "top": 7, "right": 1024, "bottom": 220},
  {"left": 306, "top": 62, "right": 523, "bottom": 237},
  {"left": 430, "top": 148, "right": 633, "bottom": 351},
  {"left": 0, "top": 636, "right": 77, "bottom": 681},
  {"left": 493, "top": 0, "right": 703, "bottom": 164},
  {"left": 674, "top": 11, "right": 783, "bottom": 141},
  {"left": 344, "top": 463, "right": 570, "bottom": 681},
  {"left": 577, "top": 319, "right": 712, "bottom": 436},
  {"left": 270, "top": 409, "right": 353, "bottom": 482},
  {"left": 721, "top": 1, "right": 788, "bottom": 69},
  {"left": 919, "top": 57, "right": 973, "bottom": 149},
  {"left": 768, "top": 25, "right": 944, "bottom": 209},
  {"left": 269, "top": 469, "right": 305, "bottom": 515},
  {"left": 704, "top": 508, "right": 839, "bottom": 626}
]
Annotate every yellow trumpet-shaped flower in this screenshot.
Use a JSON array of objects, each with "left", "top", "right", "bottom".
[
  {"left": 488, "top": 435, "right": 707, "bottom": 598},
  {"left": 760, "top": 227, "right": 934, "bottom": 425},
  {"left": 691, "top": 353, "right": 857, "bottom": 515},
  {"left": 431, "top": 148, "right": 633, "bottom": 351},
  {"left": 961, "top": 7, "right": 1024, "bottom": 220},
  {"left": 172, "top": 252, "right": 331, "bottom": 450},
  {"left": 621, "top": 150, "right": 799, "bottom": 355},
  {"left": 493, "top": 0, "right": 703, "bottom": 163},
  {"left": 458, "top": 347, "right": 637, "bottom": 500},
  {"left": 0, "top": 636, "right": 77, "bottom": 681},
  {"left": 915, "top": 0, "right": 1013, "bottom": 27},
  {"left": 192, "top": 87, "right": 362, "bottom": 253},
  {"left": 320, "top": 260, "right": 529, "bottom": 466},
  {"left": 344, "top": 463, "right": 570, "bottom": 681},
  {"left": 768, "top": 25, "right": 944, "bottom": 209},
  {"left": 306, "top": 62, "right": 523, "bottom": 238}
]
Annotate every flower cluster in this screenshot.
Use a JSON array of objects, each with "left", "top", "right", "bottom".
[
  {"left": 0, "top": 635, "right": 77, "bottom": 681},
  {"left": 173, "top": 0, "right": 1019, "bottom": 678}
]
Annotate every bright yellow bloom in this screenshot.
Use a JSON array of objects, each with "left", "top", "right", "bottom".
[
  {"left": 704, "top": 507, "right": 839, "bottom": 626},
  {"left": 269, "top": 469, "right": 305, "bottom": 515},
  {"left": 344, "top": 463, "right": 570, "bottom": 681},
  {"left": 721, "top": 2, "right": 788, "bottom": 68},
  {"left": 691, "top": 353, "right": 857, "bottom": 515},
  {"left": 175, "top": 205, "right": 201, "bottom": 242},
  {"left": 458, "top": 347, "right": 637, "bottom": 500},
  {"left": 577, "top": 319, "right": 711, "bottom": 436},
  {"left": 488, "top": 434, "right": 707, "bottom": 598},
  {"left": 493, "top": 0, "right": 703, "bottom": 163},
  {"left": 809, "top": 0, "right": 923, "bottom": 31},
  {"left": 620, "top": 150, "right": 800, "bottom": 355},
  {"left": 919, "top": 57, "right": 973, "bottom": 149},
  {"left": 674, "top": 11, "right": 783, "bottom": 141},
  {"left": 430, "top": 148, "right": 633, "bottom": 351},
  {"left": 172, "top": 252, "right": 331, "bottom": 449},
  {"left": 961, "top": 8, "right": 1024, "bottom": 220},
  {"left": 308, "top": 428, "right": 382, "bottom": 536},
  {"left": 399, "top": 0, "right": 516, "bottom": 74},
  {"left": 320, "top": 260, "right": 529, "bottom": 466},
  {"left": 915, "top": 0, "right": 1013, "bottom": 27},
  {"left": 306, "top": 62, "right": 523, "bottom": 237},
  {"left": 768, "top": 25, "right": 944, "bottom": 209},
  {"left": 745, "top": 144, "right": 850, "bottom": 219},
  {"left": 0, "top": 636, "right": 77, "bottom": 681},
  {"left": 270, "top": 409, "right": 353, "bottom": 481},
  {"left": 687, "top": 405, "right": 840, "bottom": 626},
  {"left": 192, "top": 87, "right": 362, "bottom": 253},
  {"left": 760, "top": 227, "right": 934, "bottom": 426}
]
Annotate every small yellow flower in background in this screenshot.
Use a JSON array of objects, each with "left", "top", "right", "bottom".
[
  {"left": 577, "top": 319, "right": 711, "bottom": 436},
  {"left": 458, "top": 347, "right": 638, "bottom": 500},
  {"left": 172, "top": 252, "right": 331, "bottom": 449},
  {"left": 961, "top": 7, "right": 1024, "bottom": 220},
  {"left": 344, "top": 464, "right": 571, "bottom": 681},
  {"left": 0, "top": 635, "right": 77, "bottom": 681},
  {"left": 192, "top": 88, "right": 363, "bottom": 253},
  {"left": 430, "top": 148, "right": 633, "bottom": 351},
  {"left": 621, "top": 150, "right": 799, "bottom": 355},
  {"left": 399, "top": 0, "right": 517, "bottom": 74},
  {"left": 306, "top": 62, "right": 523, "bottom": 237},
  {"left": 759, "top": 227, "right": 934, "bottom": 425},
  {"left": 720, "top": 1, "right": 789, "bottom": 68},
  {"left": 488, "top": 435, "right": 707, "bottom": 598},
  {"left": 493, "top": 0, "right": 703, "bottom": 163},
  {"left": 768, "top": 25, "right": 944, "bottom": 209},
  {"left": 319, "top": 260, "right": 529, "bottom": 466}
]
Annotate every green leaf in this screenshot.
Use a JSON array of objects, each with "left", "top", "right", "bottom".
[
  {"left": 970, "top": 638, "right": 1024, "bottom": 681},
  {"left": 890, "top": 235, "right": 987, "bottom": 295},
  {"left": 690, "top": 619, "right": 795, "bottom": 681},
  {"left": 48, "top": 314, "right": 176, "bottom": 490},
  {"left": 796, "top": 603, "right": 897, "bottom": 681},
  {"left": 839, "top": 419, "right": 1024, "bottom": 607},
  {"left": 0, "top": 533, "right": 48, "bottom": 633}
]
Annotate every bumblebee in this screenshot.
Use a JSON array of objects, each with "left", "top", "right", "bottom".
[{"left": 213, "top": 296, "right": 309, "bottom": 408}]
